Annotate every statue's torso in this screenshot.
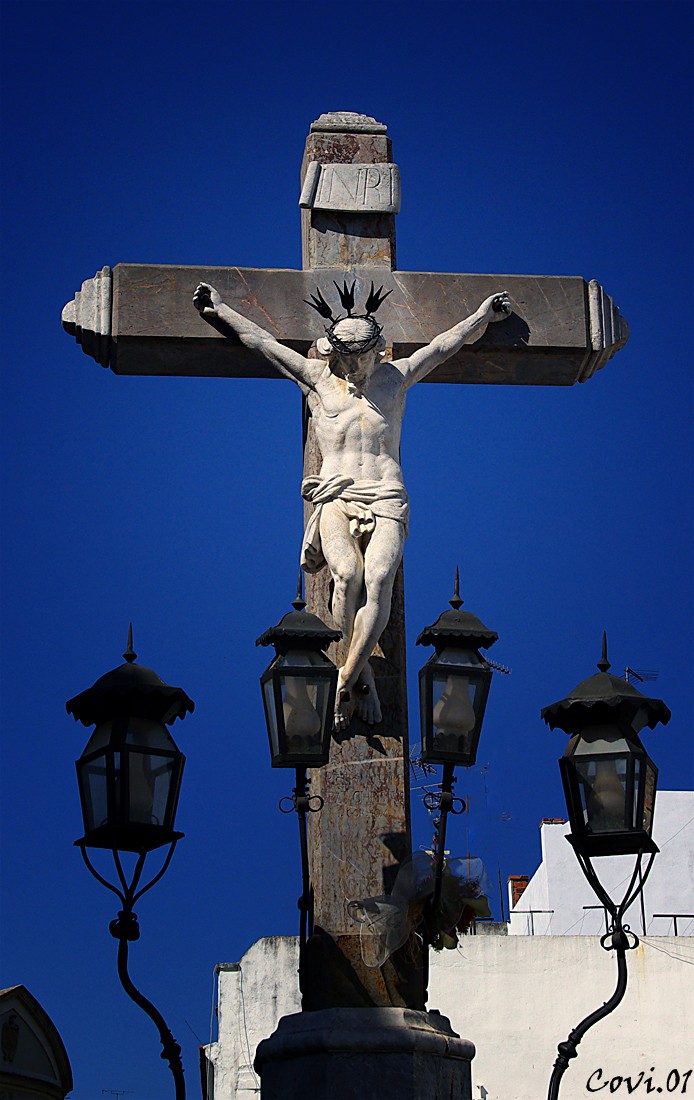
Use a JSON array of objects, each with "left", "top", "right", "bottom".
[{"left": 308, "top": 361, "right": 407, "bottom": 485}]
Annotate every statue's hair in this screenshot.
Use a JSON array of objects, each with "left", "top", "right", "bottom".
[
  {"left": 316, "top": 333, "right": 386, "bottom": 363},
  {"left": 305, "top": 279, "right": 392, "bottom": 357}
]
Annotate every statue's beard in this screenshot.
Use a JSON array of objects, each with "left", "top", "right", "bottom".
[
  {"left": 331, "top": 356, "right": 372, "bottom": 392},
  {"left": 345, "top": 366, "right": 369, "bottom": 393}
]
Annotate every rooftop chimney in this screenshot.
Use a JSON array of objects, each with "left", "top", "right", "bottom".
[{"left": 508, "top": 874, "right": 529, "bottom": 909}]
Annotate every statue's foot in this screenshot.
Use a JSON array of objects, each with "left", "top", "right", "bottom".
[
  {"left": 355, "top": 664, "right": 382, "bottom": 725},
  {"left": 334, "top": 687, "right": 355, "bottom": 732}
]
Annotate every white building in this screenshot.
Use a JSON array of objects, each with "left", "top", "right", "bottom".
[
  {"left": 202, "top": 792, "right": 694, "bottom": 1099},
  {"left": 507, "top": 791, "right": 694, "bottom": 938}
]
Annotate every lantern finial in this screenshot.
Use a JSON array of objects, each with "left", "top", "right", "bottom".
[
  {"left": 123, "top": 624, "right": 137, "bottom": 664},
  {"left": 597, "top": 631, "right": 610, "bottom": 673},
  {"left": 449, "top": 566, "right": 463, "bottom": 610},
  {"left": 292, "top": 570, "right": 306, "bottom": 612}
]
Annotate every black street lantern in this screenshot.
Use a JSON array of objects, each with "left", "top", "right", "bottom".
[
  {"left": 69, "top": 628, "right": 194, "bottom": 1099},
  {"left": 416, "top": 570, "right": 498, "bottom": 767},
  {"left": 256, "top": 582, "right": 341, "bottom": 768},
  {"left": 68, "top": 628, "right": 194, "bottom": 854},
  {"left": 542, "top": 634, "right": 670, "bottom": 858},
  {"left": 543, "top": 635, "right": 671, "bottom": 1100}
]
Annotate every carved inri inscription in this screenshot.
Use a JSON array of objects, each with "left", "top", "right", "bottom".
[{"left": 300, "top": 161, "right": 401, "bottom": 214}]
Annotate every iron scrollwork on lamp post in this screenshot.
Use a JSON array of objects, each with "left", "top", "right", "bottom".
[
  {"left": 256, "top": 577, "right": 340, "bottom": 993},
  {"left": 541, "top": 633, "right": 671, "bottom": 1100},
  {"left": 416, "top": 571, "right": 498, "bottom": 945},
  {"left": 68, "top": 628, "right": 194, "bottom": 1100}
]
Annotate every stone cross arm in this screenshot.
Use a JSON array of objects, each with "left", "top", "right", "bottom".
[{"left": 62, "top": 263, "right": 628, "bottom": 386}]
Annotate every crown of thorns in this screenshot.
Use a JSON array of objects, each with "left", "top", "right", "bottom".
[{"left": 304, "top": 280, "right": 393, "bottom": 355}]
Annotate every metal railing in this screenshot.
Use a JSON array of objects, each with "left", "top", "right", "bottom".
[
  {"left": 511, "top": 909, "right": 554, "bottom": 935},
  {"left": 651, "top": 912, "right": 694, "bottom": 935}
]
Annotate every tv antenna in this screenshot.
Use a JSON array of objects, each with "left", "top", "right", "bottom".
[
  {"left": 625, "top": 666, "right": 658, "bottom": 686},
  {"left": 102, "top": 1091, "right": 133, "bottom": 1100},
  {"left": 409, "top": 744, "right": 436, "bottom": 784},
  {"left": 488, "top": 658, "right": 511, "bottom": 675}
]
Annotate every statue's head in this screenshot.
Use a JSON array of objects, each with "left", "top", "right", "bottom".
[
  {"left": 316, "top": 316, "right": 386, "bottom": 367},
  {"left": 306, "top": 279, "right": 391, "bottom": 368}
]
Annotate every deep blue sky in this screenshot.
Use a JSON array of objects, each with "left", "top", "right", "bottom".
[{"left": 1, "top": 2, "right": 692, "bottom": 1097}]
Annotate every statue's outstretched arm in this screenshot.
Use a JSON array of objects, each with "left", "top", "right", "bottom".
[
  {"left": 193, "top": 283, "right": 319, "bottom": 391},
  {"left": 396, "top": 292, "right": 511, "bottom": 387}
]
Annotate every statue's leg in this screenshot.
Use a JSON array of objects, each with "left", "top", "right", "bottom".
[
  {"left": 318, "top": 504, "right": 367, "bottom": 730},
  {"left": 318, "top": 501, "right": 364, "bottom": 647},
  {"left": 338, "top": 517, "right": 405, "bottom": 724}
]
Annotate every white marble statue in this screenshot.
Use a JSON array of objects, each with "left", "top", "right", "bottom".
[{"left": 193, "top": 280, "right": 510, "bottom": 730}]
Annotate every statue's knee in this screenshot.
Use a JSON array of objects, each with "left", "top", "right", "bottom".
[
  {"left": 364, "top": 566, "right": 396, "bottom": 599},
  {"left": 333, "top": 564, "right": 361, "bottom": 592}
]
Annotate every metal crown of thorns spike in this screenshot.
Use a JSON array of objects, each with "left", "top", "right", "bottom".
[{"left": 305, "top": 279, "right": 393, "bottom": 355}]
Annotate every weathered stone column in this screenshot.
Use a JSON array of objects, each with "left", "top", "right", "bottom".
[{"left": 299, "top": 112, "right": 423, "bottom": 1010}]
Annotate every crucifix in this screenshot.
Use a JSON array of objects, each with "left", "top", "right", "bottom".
[{"left": 63, "top": 110, "right": 629, "bottom": 1013}]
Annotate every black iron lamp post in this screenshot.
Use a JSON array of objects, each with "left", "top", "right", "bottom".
[
  {"left": 68, "top": 628, "right": 194, "bottom": 1100},
  {"left": 416, "top": 571, "right": 498, "bottom": 944},
  {"left": 541, "top": 633, "right": 671, "bottom": 1100},
  {"left": 256, "top": 578, "right": 340, "bottom": 989}
]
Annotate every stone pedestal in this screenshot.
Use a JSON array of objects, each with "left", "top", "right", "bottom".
[{"left": 254, "top": 1007, "right": 474, "bottom": 1099}]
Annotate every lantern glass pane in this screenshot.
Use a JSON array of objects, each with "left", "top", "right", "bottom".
[
  {"left": 419, "top": 646, "right": 492, "bottom": 765},
  {"left": 642, "top": 761, "right": 657, "bottom": 834},
  {"left": 78, "top": 754, "right": 108, "bottom": 833},
  {"left": 127, "top": 750, "right": 176, "bottom": 826},
  {"left": 430, "top": 669, "right": 480, "bottom": 758},
  {"left": 279, "top": 669, "right": 332, "bottom": 757},
  {"left": 262, "top": 649, "right": 336, "bottom": 765},
  {"left": 632, "top": 757, "right": 641, "bottom": 830},
  {"left": 123, "top": 719, "right": 179, "bottom": 828},
  {"left": 429, "top": 649, "right": 487, "bottom": 758},
  {"left": 562, "top": 727, "right": 659, "bottom": 855},
  {"left": 78, "top": 718, "right": 181, "bottom": 834},
  {"left": 262, "top": 676, "right": 281, "bottom": 757},
  {"left": 575, "top": 755, "right": 629, "bottom": 833}
]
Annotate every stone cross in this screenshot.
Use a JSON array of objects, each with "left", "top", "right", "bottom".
[{"left": 63, "top": 111, "right": 629, "bottom": 1011}]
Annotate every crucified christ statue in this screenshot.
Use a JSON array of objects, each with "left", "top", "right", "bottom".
[{"left": 193, "top": 280, "right": 511, "bottom": 731}]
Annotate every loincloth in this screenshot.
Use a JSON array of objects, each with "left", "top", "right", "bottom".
[{"left": 300, "top": 474, "right": 410, "bottom": 574}]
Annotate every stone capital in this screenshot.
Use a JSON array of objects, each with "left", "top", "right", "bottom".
[{"left": 310, "top": 111, "right": 388, "bottom": 134}]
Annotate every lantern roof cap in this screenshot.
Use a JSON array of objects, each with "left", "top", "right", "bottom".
[
  {"left": 255, "top": 609, "right": 342, "bottom": 647},
  {"left": 416, "top": 569, "right": 498, "bottom": 650},
  {"left": 66, "top": 626, "right": 194, "bottom": 726},
  {"left": 256, "top": 573, "right": 342, "bottom": 649},
  {"left": 541, "top": 632, "right": 671, "bottom": 734}
]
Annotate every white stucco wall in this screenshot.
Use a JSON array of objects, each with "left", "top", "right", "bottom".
[
  {"left": 203, "top": 934, "right": 693, "bottom": 1100},
  {"left": 430, "top": 935, "right": 693, "bottom": 1100},
  {"left": 508, "top": 791, "right": 694, "bottom": 937},
  {"left": 203, "top": 937, "right": 301, "bottom": 1099}
]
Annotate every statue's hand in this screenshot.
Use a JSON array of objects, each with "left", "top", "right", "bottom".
[
  {"left": 193, "top": 282, "right": 222, "bottom": 315},
  {"left": 481, "top": 292, "right": 511, "bottom": 322}
]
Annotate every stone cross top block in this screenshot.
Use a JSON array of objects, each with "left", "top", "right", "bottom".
[{"left": 299, "top": 115, "right": 401, "bottom": 216}]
